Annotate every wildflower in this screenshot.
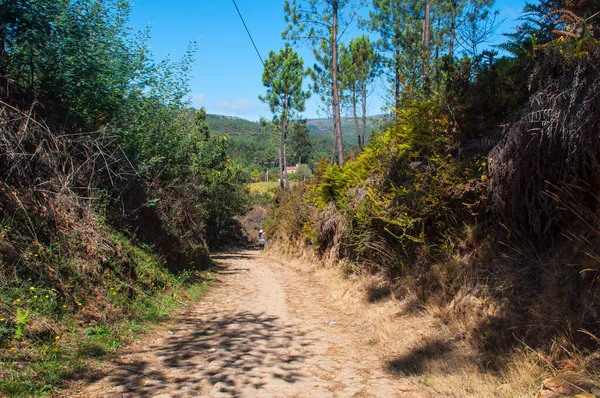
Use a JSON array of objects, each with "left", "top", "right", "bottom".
[
  {"left": 77, "top": 303, "right": 82, "bottom": 306},
  {"left": 45, "top": 295, "right": 49, "bottom": 299},
  {"left": 30, "top": 286, "right": 35, "bottom": 291},
  {"left": 53, "top": 347, "right": 58, "bottom": 352},
  {"left": 62, "top": 304, "right": 67, "bottom": 308},
  {"left": 112, "top": 292, "right": 116, "bottom": 295},
  {"left": 0, "top": 318, "right": 5, "bottom": 321},
  {"left": 15, "top": 298, "right": 20, "bottom": 303},
  {"left": 34, "top": 295, "right": 38, "bottom": 299},
  {"left": 10, "top": 347, "right": 15, "bottom": 351},
  {"left": 55, "top": 335, "right": 60, "bottom": 340}
]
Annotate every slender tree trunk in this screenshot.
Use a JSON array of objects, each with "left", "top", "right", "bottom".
[
  {"left": 449, "top": 1, "right": 457, "bottom": 59},
  {"left": 352, "top": 90, "right": 361, "bottom": 147},
  {"left": 331, "top": 0, "right": 345, "bottom": 165},
  {"left": 394, "top": 35, "right": 401, "bottom": 111},
  {"left": 331, "top": 134, "right": 337, "bottom": 165},
  {"left": 435, "top": 17, "right": 440, "bottom": 61},
  {"left": 278, "top": 126, "right": 284, "bottom": 190},
  {"left": 283, "top": 134, "right": 290, "bottom": 191},
  {"left": 283, "top": 95, "right": 290, "bottom": 191},
  {"left": 361, "top": 81, "right": 367, "bottom": 147},
  {"left": 422, "top": 0, "right": 431, "bottom": 96}
]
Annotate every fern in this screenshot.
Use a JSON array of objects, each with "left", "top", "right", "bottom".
[{"left": 14, "top": 308, "right": 29, "bottom": 340}]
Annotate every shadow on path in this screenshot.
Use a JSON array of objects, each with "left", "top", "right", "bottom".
[{"left": 97, "top": 308, "right": 311, "bottom": 397}]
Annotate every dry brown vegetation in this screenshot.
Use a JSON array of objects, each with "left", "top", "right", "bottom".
[{"left": 262, "top": 14, "right": 600, "bottom": 394}]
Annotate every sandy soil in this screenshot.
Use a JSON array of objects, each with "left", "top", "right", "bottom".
[{"left": 62, "top": 249, "right": 444, "bottom": 398}]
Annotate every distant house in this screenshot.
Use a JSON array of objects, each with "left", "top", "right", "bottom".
[{"left": 285, "top": 164, "right": 298, "bottom": 174}]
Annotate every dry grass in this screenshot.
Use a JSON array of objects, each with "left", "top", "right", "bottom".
[
  {"left": 265, "top": 242, "right": 559, "bottom": 397},
  {"left": 248, "top": 181, "right": 298, "bottom": 195}
]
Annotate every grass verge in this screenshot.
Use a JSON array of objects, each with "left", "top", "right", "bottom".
[{"left": 0, "top": 231, "right": 215, "bottom": 397}]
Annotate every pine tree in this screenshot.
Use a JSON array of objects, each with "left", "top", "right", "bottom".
[
  {"left": 340, "top": 36, "right": 379, "bottom": 148},
  {"left": 283, "top": 0, "right": 357, "bottom": 166},
  {"left": 364, "top": 0, "right": 423, "bottom": 108},
  {"left": 259, "top": 45, "right": 310, "bottom": 190},
  {"left": 288, "top": 119, "right": 313, "bottom": 166}
]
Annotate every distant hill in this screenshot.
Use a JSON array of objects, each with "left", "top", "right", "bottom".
[
  {"left": 306, "top": 116, "right": 385, "bottom": 135},
  {"left": 206, "top": 113, "right": 389, "bottom": 172},
  {"left": 206, "top": 114, "right": 262, "bottom": 136},
  {"left": 207, "top": 113, "right": 388, "bottom": 137}
]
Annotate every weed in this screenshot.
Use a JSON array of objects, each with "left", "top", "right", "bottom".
[{"left": 13, "top": 308, "right": 29, "bottom": 340}]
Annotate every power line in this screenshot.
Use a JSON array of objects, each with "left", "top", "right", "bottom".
[{"left": 231, "top": 0, "right": 265, "bottom": 68}]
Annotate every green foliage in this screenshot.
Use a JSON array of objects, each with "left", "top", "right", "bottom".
[
  {"left": 268, "top": 98, "right": 487, "bottom": 280},
  {"left": 340, "top": 35, "right": 380, "bottom": 147},
  {"left": 263, "top": 185, "right": 309, "bottom": 242},
  {"left": 0, "top": 0, "right": 247, "bottom": 394},
  {"left": 206, "top": 114, "right": 263, "bottom": 135},
  {"left": 13, "top": 309, "right": 29, "bottom": 341},
  {"left": 288, "top": 120, "right": 314, "bottom": 166}
]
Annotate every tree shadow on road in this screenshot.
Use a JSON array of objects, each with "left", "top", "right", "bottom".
[{"left": 92, "top": 309, "right": 311, "bottom": 397}]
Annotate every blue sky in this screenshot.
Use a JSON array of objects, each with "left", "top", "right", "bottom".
[{"left": 129, "top": 0, "right": 529, "bottom": 121}]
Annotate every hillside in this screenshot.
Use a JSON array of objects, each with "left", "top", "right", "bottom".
[
  {"left": 206, "top": 114, "right": 262, "bottom": 136},
  {"left": 206, "top": 113, "right": 386, "bottom": 138},
  {"left": 305, "top": 116, "right": 385, "bottom": 135},
  {"left": 207, "top": 114, "right": 384, "bottom": 174}
]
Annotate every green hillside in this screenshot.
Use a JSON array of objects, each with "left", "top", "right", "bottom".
[
  {"left": 206, "top": 114, "right": 262, "bottom": 135},
  {"left": 205, "top": 113, "right": 386, "bottom": 174},
  {"left": 206, "top": 113, "right": 386, "bottom": 138},
  {"left": 305, "top": 116, "right": 385, "bottom": 135}
]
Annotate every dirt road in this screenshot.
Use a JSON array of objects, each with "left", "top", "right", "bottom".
[{"left": 66, "top": 249, "right": 437, "bottom": 397}]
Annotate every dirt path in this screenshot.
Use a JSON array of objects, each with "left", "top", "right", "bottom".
[{"left": 64, "top": 249, "right": 439, "bottom": 397}]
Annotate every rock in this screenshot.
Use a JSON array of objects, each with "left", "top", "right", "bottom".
[{"left": 536, "top": 372, "right": 600, "bottom": 398}]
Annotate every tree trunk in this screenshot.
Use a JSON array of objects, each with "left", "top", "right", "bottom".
[
  {"left": 394, "top": 34, "right": 401, "bottom": 111},
  {"left": 283, "top": 94, "right": 290, "bottom": 191},
  {"left": 283, "top": 122, "right": 290, "bottom": 191},
  {"left": 331, "top": 0, "right": 345, "bottom": 165},
  {"left": 361, "top": 81, "right": 367, "bottom": 148},
  {"left": 422, "top": 0, "right": 431, "bottom": 96},
  {"left": 278, "top": 127, "right": 284, "bottom": 190},
  {"left": 352, "top": 90, "right": 361, "bottom": 147},
  {"left": 449, "top": 1, "right": 457, "bottom": 59}
]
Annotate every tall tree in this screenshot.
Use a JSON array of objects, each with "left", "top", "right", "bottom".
[
  {"left": 288, "top": 119, "right": 313, "bottom": 165},
  {"left": 340, "top": 35, "right": 379, "bottom": 148},
  {"left": 283, "top": 0, "right": 357, "bottom": 166},
  {"left": 422, "top": 0, "right": 432, "bottom": 95},
  {"left": 364, "top": 0, "right": 422, "bottom": 109},
  {"left": 259, "top": 45, "right": 310, "bottom": 191},
  {"left": 456, "top": 1, "right": 500, "bottom": 58}
]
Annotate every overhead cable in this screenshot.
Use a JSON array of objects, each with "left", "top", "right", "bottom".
[{"left": 231, "top": 0, "right": 265, "bottom": 68}]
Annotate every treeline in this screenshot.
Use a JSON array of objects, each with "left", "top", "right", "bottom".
[
  {"left": 0, "top": 0, "right": 247, "bottom": 394},
  {"left": 267, "top": 0, "right": 600, "bottom": 382}
]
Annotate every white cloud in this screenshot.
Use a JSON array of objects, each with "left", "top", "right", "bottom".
[
  {"left": 214, "top": 99, "right": 256, "bottom": 114},
  {"left": 191, "top": 94, "right": 207, "bottom": 108}
]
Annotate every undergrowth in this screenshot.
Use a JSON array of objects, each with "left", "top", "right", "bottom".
[
  {"left": 264, "top": 18, "right": 600, "bottom": 391},
  {"left": 0, "top": 225, "right": 214, "bottom": 397},
  {"left": 0, "top": 2, "right": 247, "bottom": 395}
]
